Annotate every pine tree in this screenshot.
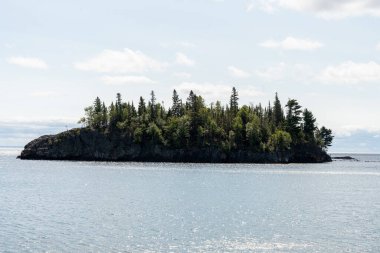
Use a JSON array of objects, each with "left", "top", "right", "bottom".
[
  {"left": 131, "top": 101, "right": 137, "bottom": 117},
  {"left": 79, "top": 90, "right": 332, "bottom": 155},
  {"left": 92, "top": 97, "right": 103, "bottom": 129},
  {"left": 138, "top": 96, "right": 146, "bottom": 116},
  {"left": 273, "top": 92, "right": 284, "bottom": 127},
  {"left": 172, "top": 89, "right": 182, "bottom": 117},
  {"left": 319, "top": 126, "right": 333, "bottom": 150},
  {"left": 303, "top": 109, "right": 316, "bottom": 142},
  {"left": 109, "top": 102, "right": 117, "bottom": 128},
  {"left": 230, "top": 87, "right": 239, "bottom": 116},
  {"left": 149, "top": 90, "right": 156, "bottom": 120},
  {"left": 101, "top": 102, "right": 108, "bottom": 128},
  {"left": 115, "top": 93, "right": 123, "bottom": 122},
  {"left": 94, "top": 97, "right": 102, "bottom": 114},
  {"left": 186, "top": 90, "right": 196, "bottom": 112},
  {"left": 285, "top": 99, "right": 302, "bottom": 142}
]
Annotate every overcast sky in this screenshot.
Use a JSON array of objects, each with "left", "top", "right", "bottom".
[{"left": 1, "top": 0, "right": 380, "bottom": 152}]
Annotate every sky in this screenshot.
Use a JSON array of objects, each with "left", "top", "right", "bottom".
[{"left": 1, "top": 0, "right": 380, "bottom": 152}]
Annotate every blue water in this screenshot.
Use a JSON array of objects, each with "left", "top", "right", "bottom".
[{"left": 1, "top": 148, "right": 380, "bottom": 252}]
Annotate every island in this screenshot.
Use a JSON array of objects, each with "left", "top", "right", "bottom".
[{"left": 19, "top": 88, "right": 333, "bottom": 163}]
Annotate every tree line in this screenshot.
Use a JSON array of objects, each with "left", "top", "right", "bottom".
[{"left": 79, "top": 88, "right": 333, "bottom": 153}]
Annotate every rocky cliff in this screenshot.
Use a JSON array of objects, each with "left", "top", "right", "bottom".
[{"left": 19, "top": 128, "right": 331, "bottom": 163}]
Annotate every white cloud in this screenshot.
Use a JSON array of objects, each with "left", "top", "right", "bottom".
[
  {"left": 246, "top": 1, "right": 255, "bottom": 12},
  {"left": 319, "top": 61, "right": 380, "bottom": 84},
  {"left": 74, "top": 48, "right": 167, "bottom": 73},
  {"left": 101, "top": 75, "right": 156, "bottom": 85},
  {"left": 255, "top": 61, "right": 380, "bottom": 84},
  {"left": 175, "top": 52, "right": 195, "bottom": 66},
  {"left": 7, "top": 57, "right": 48, "bottom": 69},
  {"left": 252, "top": 0, "right": 276, "bottom": 13},
  {"left": 259, "top": 37, "right": 323, "bottom": 51},
  {"left": 255, "top": 62, "right": 314, "bottom": 81},
  {"left": 335, "top": 125, "right": 380, "bottom": 137},
  {"left": 376, "top": 42, "right": 380, "bottom": 51},
  {"left": 173, "top": 72, "right": 192, "bottom": 79},
  {"left": 228, "top": 66, "right": 251, "bottom": 78},
  {"left": 254, "top": 0, "right": 380, "bottom": 19},
  {"left": 176, "top": 82, "right": 231, "bottom": 99},
  {"left": 175, "top": 82, "right": 263, "bottom": 103}
]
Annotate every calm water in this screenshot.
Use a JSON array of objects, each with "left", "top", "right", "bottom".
[{"left": 1, "top": 148, "right": 380, "bottom": 252}]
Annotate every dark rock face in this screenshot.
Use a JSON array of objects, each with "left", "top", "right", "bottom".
[
  {"left": 332, "top": 156, "right": 359, "bottom": 161},
  {"left": 19, "top": 128, "right": 332, "bottom": 163}
]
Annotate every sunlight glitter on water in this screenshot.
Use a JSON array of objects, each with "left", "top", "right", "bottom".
[{"left": 1, "top": 151, "right": 380, "bottom": 252}]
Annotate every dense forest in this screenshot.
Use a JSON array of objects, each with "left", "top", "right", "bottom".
[{"left": 78, "top": 88, "right": 333, "bottom": 154}]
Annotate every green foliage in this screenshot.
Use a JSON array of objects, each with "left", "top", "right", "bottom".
[
  {"left": 273, "top": 92, "right": 284, "bottom": 128},
  {"left": 246, "top": 114, "right": 261, "bottom": 149},
  {"left": 138, "top": 96, "right": 146, "bottom": 116},
  {"left": 285, "top": 99, "right": 303, "bottom": 143},
  {"left": 165, "top": 116, "right": 190, "bottom": 148},
  {"left": 146, "top": 122, "right": 164, "bottom": 145},
  {"left": 317, "top": 126, "right": 334, "bottom": 150},
  {"left": 171, "top": 89, "right": 183, "bottom": 117},
  {"left": 232, "top": 116, "right": 243, "bottom": 145},
  {"left": 268, "top": 130, "right": 292, "bottom": 152},
  {"left": 79, "top": 89, "right": 333, "bottom": 152},
  {"left": 133, "top": 127, "right": 143, "bottom": 144},
  {"left": 303, "top": 109, "right": 317, "bottom": 142},
  {"left": 149, "top": 90, "right": 157, "bottom": 121},
  {"left": 230, "top": 87, "right": 239, "bottom": 117}
]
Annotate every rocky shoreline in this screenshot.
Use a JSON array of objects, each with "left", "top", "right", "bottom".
[{"left": 18, "top": 128, "right": 332, "bottom": 163}]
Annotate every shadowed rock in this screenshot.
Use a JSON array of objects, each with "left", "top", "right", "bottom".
[
  {"left": 332, "top": 156, "right": 359, "bottom": 161},
  {"left": 19, "top": 128, "right": 332, "bottom": 163}
]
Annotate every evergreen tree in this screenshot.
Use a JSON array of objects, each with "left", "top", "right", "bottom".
[
  {"left": 94, "top": 97, "right": 102, "bottom": 113},
  {"left": 79, "top": 90, "right": 332, "bottom": 154},
  {"left": 115, "top": 93, "right": 123, "bottom": 122},
  {"left": 101, "top": 102, "right": 108, "bottom": 128},
  {"left": 172, "top": 89, "right": 182, "bottom": 117},
  {"left": 285, "top": 99, "right": 302, "bottom": 142},
  {"left": 138, "top": 96, "right": 146, "bottom": 116},
  {"left": 303, "top": 109, "right": 316, "bottom": 142},
  {"left": 109, "top": 102, "right": 117, "bottom": 128},
  {"left": 186, "top": 90, "right": 196, "bottom": 112},
  {"left": 149, "top": 90, "right": 156, "bottom": 120},
  {"left": 132, "top": 102, "right": 137, "bottom": 117},
  {"left": 230, "top": 87, "right": 239, "bottom": 116},
  {"left": 267, "top": 102, "right": 273, "bottom": 125},
  {"left": 92, "top": 97, "right": 103, "bottom": 129},
  {"left": 273, "top": 92, "right": 284, "bottom": 127},
  {"left": 318, "top": 126, "right": 333, "bottom": 150}
]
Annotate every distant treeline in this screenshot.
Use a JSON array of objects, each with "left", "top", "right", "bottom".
[{"left": 79, "top": 88, "right": 333, "bottom": 153}]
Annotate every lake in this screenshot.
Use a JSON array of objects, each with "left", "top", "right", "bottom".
[{"left": 1, "top": 147, "right": 380, "bottom": 252}]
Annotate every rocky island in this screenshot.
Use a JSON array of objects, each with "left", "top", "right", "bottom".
[{"left": 19, "top": 88, "right": 333, "bottom": 163}]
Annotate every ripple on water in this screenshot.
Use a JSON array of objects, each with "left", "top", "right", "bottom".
[{"left": 1, "top": 151, "right": 380, "bottom": 252}]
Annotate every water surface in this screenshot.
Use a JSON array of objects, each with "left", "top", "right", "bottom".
[{"left": 1, "top": 148, "right": 380, "bottom": 252}]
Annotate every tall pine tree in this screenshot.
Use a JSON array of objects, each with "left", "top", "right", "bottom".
[
  {"left": 230, "top": 87, "right": 239, "bottom": 116},
  {"left": 138, "top": 96, "right": 146, "bottom": 116},
  {"left": 285, "top": 99, "right": 302, "bottom": 142},
  {"left": 171, "top": 89, "right": 182, "bottom": 117},
  {"left": 303, "top": 109, "right": 316, "bottom": 142},
  {"left": 273, "top": 92, "right": 284, "bottom": 128}
]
